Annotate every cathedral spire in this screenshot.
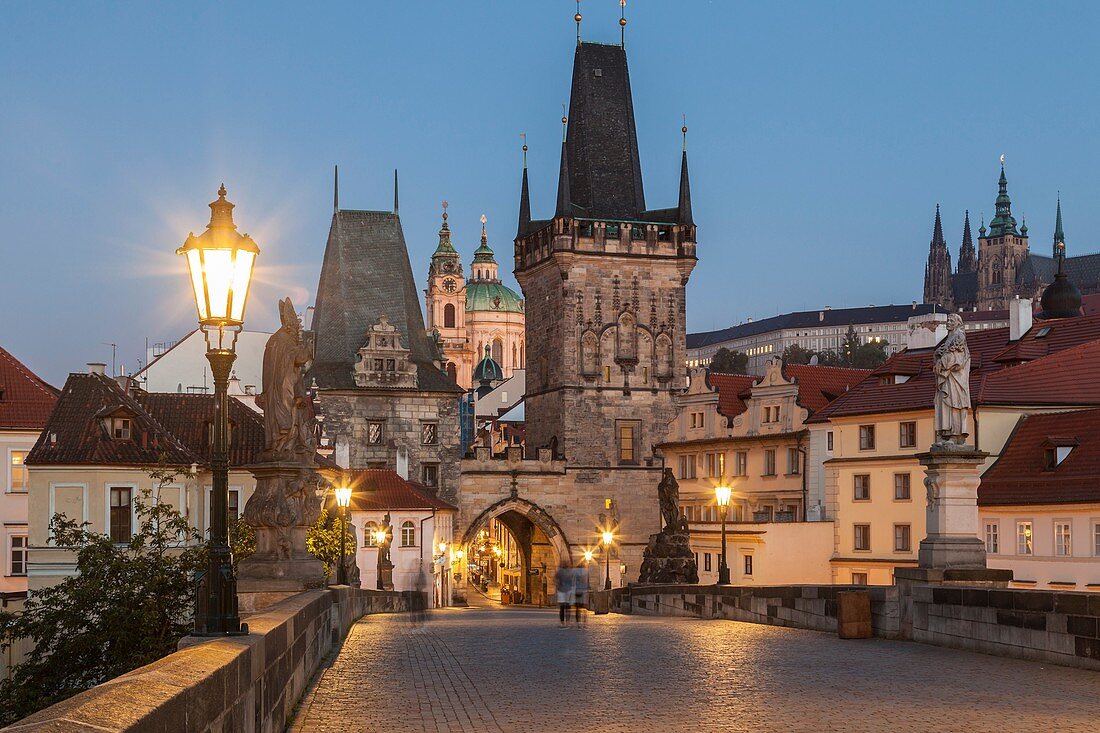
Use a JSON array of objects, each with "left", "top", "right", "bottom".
[
  {"left": 517, "top": 137, "right": 531, "bottom": 238},
  {"left": 1053, "top": 193, "right": 1065, "bottom": 257},
  {"left": 677, "top": 122, "right": 693, "bottom": 225},
  {"left": 957, "top": 209, "right": 977, "bottom": 274},
  {"left": 1038, "top": 195, "right": 1082, "bottom": 320},
  {"left": 988, "top": 158, "right": 1019, "bottom": 236},
  {"left": 923, "top": 204, "right": 953, "bottom": 308},
  {"left": 432, "top": 201, "right": 458, "bottom": 258}
]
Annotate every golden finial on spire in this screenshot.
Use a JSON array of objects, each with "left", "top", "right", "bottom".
[
  {"left": 575, "top": 0, "right": 582, "bottom": 46},
  {"left": 441, "top": 200, "right": 449, "bottom": 225},
  {"left": 562, "top": 104, "right": 568, "bottom": 143},
  {"left": 620, "top": 0, "right": 627, "bottom": 48},
  {"left": 521, "top": 132, "right": 528, "bottom": 166},
  {"left": 682, "top": 114, "right": 688, "bottom": 151},
  {"left": 480, "top": 213, "right": 488, "bottom": 237}
]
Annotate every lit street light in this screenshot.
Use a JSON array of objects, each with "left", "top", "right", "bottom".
[
  {"left": 374, "top": 528, "right": 389, "bottom": 590},
  {"left": 335, "top": 486, "right": 352, "bottom": 585},
  {"left": 178, "top": 184, "right": 258, "bottom": 637},
  {"left": 602, "top": 530, "right": 614, "bottom": 590},
  {"left": 715, "top": 483, "right": 732, "bottom": 585}
]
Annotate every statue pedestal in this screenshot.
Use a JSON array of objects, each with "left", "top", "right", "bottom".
[
  {"left": 916, "top": 446, "right": 990, "bottom": 570},
  {"left": 638, "top": 530, "right": 699, "bottom": 585},
  {"left": 237, "top": 462, "right": 325, "bottom": 613}
]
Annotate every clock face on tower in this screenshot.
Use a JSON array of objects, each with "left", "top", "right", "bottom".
[{"left": 442, "top": 278, "right": 457, "bottom": 293}]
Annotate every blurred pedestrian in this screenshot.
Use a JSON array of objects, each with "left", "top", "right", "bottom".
[
  {"left": 571, "top": 562, "right": 588, "bottom": 624},
  {"left": 555, "top": 562, "right": 573, "bottom": 626}
]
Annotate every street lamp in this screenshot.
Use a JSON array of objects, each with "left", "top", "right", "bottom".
[
  {"left": 715, "top": 483, "right": 732, "bottom": 585},
  {"left": 601, "top": 530, "right": 614, "bottom": 590},
  {"left": 334, "top": 486, "right": 352, "bottom": 585},
  {"left": 374, "top": 528, "right": 389, "bottom": 590},
  {"left": 178, "top": 184, "right": 258, "bottom": 637}
]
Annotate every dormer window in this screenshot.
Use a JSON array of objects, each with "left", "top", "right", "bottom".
[
  {"left": 111, "top": 417, "right": 131, "bottom": 440},
  {"left": 1044, "top": 445, "right": 1074, "bottom": 469}
]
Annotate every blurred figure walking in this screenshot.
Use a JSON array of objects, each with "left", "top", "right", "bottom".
[
  {"left": 555, "top": 562, "right": 573, "bottom": 626},
  {"left": 571, "top": 562, "right": 588, "bottom": 624}
]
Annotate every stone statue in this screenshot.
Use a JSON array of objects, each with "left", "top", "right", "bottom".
[
  {"left": 657, "top": 468, "right": 680, "bottom": 531},
  {"left": 257, "top": 298, "right": 316, "bottom": 462},
  {"left": 933, "top": 313, "right": 971, "bottom": 446},
  {"left": 639, "top": 469, "right": 698, "bottom": 584}
]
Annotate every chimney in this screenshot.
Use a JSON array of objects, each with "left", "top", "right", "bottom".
[
  {"left": 906, "top": 312, "right": 948, "bottom": 349},
  {"left": 1009, "top": 297, "right": 1033, "bottom": 341},
  {"left": 87, "top": 362, "right": 107, "bottom": 375}
]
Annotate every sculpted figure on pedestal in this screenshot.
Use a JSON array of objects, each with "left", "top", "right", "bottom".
[
  {"left": 257, "top": 298, "right": 316, "bottom": 462},
  {"left": 933, "top": 313, "right": 971, "bottom": 447}
]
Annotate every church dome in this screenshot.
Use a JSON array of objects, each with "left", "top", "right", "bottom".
[
  {"left": 472, "top": 347, "right": 504, "bottom": 383},
  {"left": 1037, "top": 271, "right": 1082, "bottom": 320},
  {"left": 466, "top": 281, "right": 524, "bottom": 314}
]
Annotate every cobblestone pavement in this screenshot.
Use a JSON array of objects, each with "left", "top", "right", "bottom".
[{"left": 290, "top": 605, "right": 1097, "bottom": 733}]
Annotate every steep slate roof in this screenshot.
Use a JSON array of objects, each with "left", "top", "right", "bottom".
[
  {"left": 688, "top": 303, "right": 937, "bottom": 349},
  {"left": 563, "top": 43, "right": 645, "bottom": 221},
  {"left": 810, "top": 315, "right": 1100, "bottom": 422},
  {"left": 1016, "top": 252, "right": 1100, "bottom": 293},
  {"left": 978, "top": 408, "right": 1100, "bottom": 506},
  {"left": 310, "top": 210, "right": 460, "bottom": 393},
  {"left": 783, "top": 365, "right": 870, "bottom": 413},
  {"left": 343, "top": 468, "right": 457, "bottom": 511},
  {"left": 950, "top": 271, "right": 978, "bottom": 307},
  {"left": 26, "top": 373, "right": 266, "bottom": 467},
  {"left": 0, "top": 346, "right": 58, "bottom": 430}
]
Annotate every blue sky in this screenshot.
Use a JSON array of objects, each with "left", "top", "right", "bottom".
[{"left": 4, "top": 1, "right": 1100, "bottom": 384}]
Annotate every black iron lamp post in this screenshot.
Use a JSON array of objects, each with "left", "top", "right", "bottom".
[
  {"left": 375, "top": 528, "right": 389, "bottom": 590},
  {"left": 601, "top": 530, "right": 614, "bottom": 590},
  {"left": 715, "top": 483, "right": 732, "bottom": 585},
  {"left": 178, "top": 184, "right": 259, "bottom": 636},
  {"left": 335, "top": 486, "right": 352, "bottom": 585}
]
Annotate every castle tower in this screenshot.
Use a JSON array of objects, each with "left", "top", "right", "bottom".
[
  {"left": 515, "top": 41, "right": 697, "bottom": 465},
  {"left": 424, "top": 205, "right": 469, "bottom": 386},
  {"left": 922, "top": 205, "right": 953, "bottom": 308},
  {"left": 465, "top": 215, "right": 524, "bottom": 382},
  {"left": 976, "top": 162, "right": 1029, "bottom": 309},
  {"left": 957, "top": 209, "right": 977, "bottom": 274}
]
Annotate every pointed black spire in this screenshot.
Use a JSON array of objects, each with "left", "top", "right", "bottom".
[
  {"left": 517, "top": 141, "right": 531, "bottom": 237},
  {"left": 1037, "top": 193, "right": 1081, "bottom": 320},
  {"left": 957, "top": 209, "right": 977, "bottom": 274},
  {"left": 923, "top": 204, "right": 953, "bottom": 308},
  {"left": 1053, "top": 193, "right": 1065, "bottom": 256},
  {"left": 677, "top": 124, "right": 693, "bottom": 225},
  {"left": 393, "top": 169, "right": 399, "bottom": 214},
  {"left": 555, "top": 137, "right": 571, "bottom": 218},
  {"left": 333, "top": 164, "right": 339, "bottom": 214},
  {"left": 932, "top": 204, "right": 946, "bottom": 248}
]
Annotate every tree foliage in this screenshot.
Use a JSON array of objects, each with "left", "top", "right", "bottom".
[
  {"left": 305, "top": 507, "right": 357, "bottom": 579},
  {"left": 708, "top": 347, "right": 748, "bottom": 375},
  {"left": 780, "top": 326, "right": 890, "bottom": 370},
  {"left": 780, "top": 344, "right": 814, "bottom": 365},
  {"left": 0, "top": 470, "right": 202, "bottom": 725}
]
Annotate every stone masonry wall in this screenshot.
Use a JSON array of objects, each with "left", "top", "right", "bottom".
[
  {"left": 318, "top": 389, "right": 460, "bottom": 504},
  {"left": 7, "top": 587, "right": 415, "bottom": 733}
]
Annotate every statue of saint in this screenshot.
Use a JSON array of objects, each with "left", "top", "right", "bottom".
[
  {"left": 657, "top": 468, "right": 680, "bottom": 532},
  {"left": 933, "top": 313, "right": 971, "bottom": 445},
  {"left": 257, "top": 298, "right": 316, "bottom": 462}
]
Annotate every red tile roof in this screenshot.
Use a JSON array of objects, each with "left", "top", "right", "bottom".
[
  {"left": 342, "top": 469, "right": 456, "bottom": 511},
  {"left": 976, "top": 340, "right": 1100, "bottom": 406},
  {"left": 706, "top": 373, "right": 758, "bottom": 417},
  {"left": 810, "top": 316, "right": 1100, "bottom": 422},
  {"left": 0, "top": 347, "right": 59, "bottom": 430},
  {"left": 979, "top": 408, "right": 1100, "bottom": 506},
  {"left": 783, "top": 364, "right": 870, "bottom": 413},
  {"left": 26, "top": 372, "right": 265, "bottom": 468}
]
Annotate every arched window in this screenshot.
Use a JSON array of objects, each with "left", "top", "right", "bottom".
[
  {"left": 492, "top": 338, "right": 503, "bottom": 364},
  {"left": 444, "top": 303, "right": 456, "bottom": 329},
  {"left": 364, "top": 521, "right": 378, "bottom": 547},
  {"left": 512, "top": 343, "right": 518, "bottom": 369},
  {"left": 446, "top": 362, "right": 458, "bottom": 382},
  {"left": 401, "top": 521, "right": 416, "bottom": 547}
]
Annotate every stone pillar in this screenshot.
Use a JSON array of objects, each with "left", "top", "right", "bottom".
[{"left": 917, "top": 447, "right": 988, "bottom": 569}]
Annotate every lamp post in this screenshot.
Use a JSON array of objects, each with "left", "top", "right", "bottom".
[
  {"left": 178, "top": 185, "right": 258, "bottom": 637},
  {"left": 335, "top": 486, "right": 352, "bottom": 585},
  {"left": 715, "top": 483, "right": 732, "bottom": 585},
  {"left": 601, "top": 530, "right": 614, "bottom": 590},
  {"left": 374, "top": 528, "right": 389, "bottom": 590}
]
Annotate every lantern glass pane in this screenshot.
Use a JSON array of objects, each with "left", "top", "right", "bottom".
[
  {"left": 202, "top": 248, "right": 234, "bottom": 321},
  {"left": 229, "top": 249, "right": 255, "bottom": 322},
  {"left": 186, "top": 249, "right": 208, "bottom": 321}
]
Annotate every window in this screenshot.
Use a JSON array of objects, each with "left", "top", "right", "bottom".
[
  {"left": 228, "top": 489, "right": 240, "bottom": 524},
  {"left": 603, "top": 365, "right": 612, "bottom": 383},
  {"left": 689, "top": 412, "right": 705, "bottom": 429},
  {"left": 854, "top": 524, "right": 871, "bottom": 551},
  {"left": 985, "top": 522, "right": 999, "bottom": 554},
  {"left": 704, "top": 553, "right": 712, "bottom": 572},
  {"left": 421, "top": 422, "right": 438, "bottom": 445},
  {"left": 893, "top": 473, "right": 911, "bottom": 500},
  {"left": 367, "top": 421, "right": 384, "bottom": 446},
  {"left": 109, "top": 486, "right": 133, "bottom": 544},
  {"left": 743, "top": 554, "right": 753, "bottom": 576},
  {"left": 858, "top": 425, "right": 875, "bottom": 450},
  {"left": 443, "top": 303, "right": 456, "bottom": 329},
  {"left": 763, "top": 406, "right": 781, "bottom": 423},
  {"left": 894, "top": 524, "right": 911, "bottom": 552},
  {"left": 1055, "top": 522, "right": 1072, "bottom": 556},
  {"left": 617, "top": 421, "right": 640, "bottom": 464},
  {"left": 734, "top": 451, "right": 747, "bottom": 477},
  {"left": 111, "top": 417, "right": 131, "bottom": 440},
  {"left": 422, "top": 463, "right": 439, "bottom": 488},
  {"left": 763, "top": 449, "right": 776, "bottom": 476},
  {"left": 899, "top": 421, "right": 917, "bottom": 449},
  {"left": 1045, "top": 445, "right": 1074, "bottom": 469},
  {"left": 1016, "top": 521, "right": 1033, "bottom": 555},
  {"left": 851, "top": 572, "right": 868, "bottom": 586},
  {"left": 678, "top": 455, "right": 696, "bottom": 479},
  {"left": 9, "top": 451, "right": 27, "bottom": 492},
  {"left": 401, "top": 521, "right": 416, "bottom": 547},
  {"left": 704, "top": 452, "right": 724, "bottom": 478},
  {"left": 853, "top": 474, "right": 870, "bottom": 501},
  {"left": 9, "top": 536, "right": 28, "bottom": 576},
  {"left": 1095, "top": 522, "right": 1100, "bottom": 557},
  {"left": 641, "top": 366, "right": 649, "bottom": 384},
  {"left": 364, "top": 521, "right": 379, "bottom": 547},
  {"left": 827, "top": 431, "right": 834, "bottom": 451},
  {"left": 787, "top": 448, "right": 800, "bottom": 475}
]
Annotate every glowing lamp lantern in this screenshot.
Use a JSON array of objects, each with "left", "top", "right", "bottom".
[
  {"left": 334, "top": 487, "right": 352, "bottom": 585},
  {"left": 715, "top": 483, "right": 732, "bottom": 585},
  {"left": 601, "top": 530, "right": 614, "bottom": 590},
  {"left": 177, "top": 185, "right": 259, "bottom": 330}
]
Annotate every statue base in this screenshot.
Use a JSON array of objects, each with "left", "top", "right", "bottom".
[
  {"left": 917, "top": 446, "right": 990, "bottom": 570},
  {"left": 638, "top": 530, "right": 699, "bottom": 585}
]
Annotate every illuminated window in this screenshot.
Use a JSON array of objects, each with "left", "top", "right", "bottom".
[
  {"left": 603, "top": 365, "right": 612, "bottom": 383},
  {"left": 617, "top": 421, "right": 640, "bottom": 464},
  {"left": 1016, "top": 521, "right": 1033, "bottom": 555},
  {"left": 364, "top": 522, "right": 378, "bottom": 547},
  {"left": 9, "top": 451, "right": 27, "bottom": 492}
]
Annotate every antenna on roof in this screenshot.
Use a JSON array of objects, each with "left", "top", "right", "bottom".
[
  {"left": 393, "top": 169, "right": 399, "bottom": 214},
  {"left": 575, "top": 1, "right": 582, "bottom": 46},
  {"left": 620, "top": 0, "right": 627, "bottom": 48},
  {"left": 333, "top": 165, "right": 339, "bottom": 214}
]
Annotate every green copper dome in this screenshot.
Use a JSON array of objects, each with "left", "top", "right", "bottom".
[{"left": 466, "top": 281, "right": 524, "bottom": 313}]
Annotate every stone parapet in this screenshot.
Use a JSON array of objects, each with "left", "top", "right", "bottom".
[{"left": 4, "top": 586, "right": 418, "bottom": 732}]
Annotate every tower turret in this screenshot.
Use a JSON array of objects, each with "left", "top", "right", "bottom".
[
  {"left": 957, "top": 210, "right": 977, "bottom": 274},
  {"left": 923, "top": 205, "right": 953, "bottom": 308},
  {"left": 1037, "top": 196, "right": 1082, "bottom": 320}
]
